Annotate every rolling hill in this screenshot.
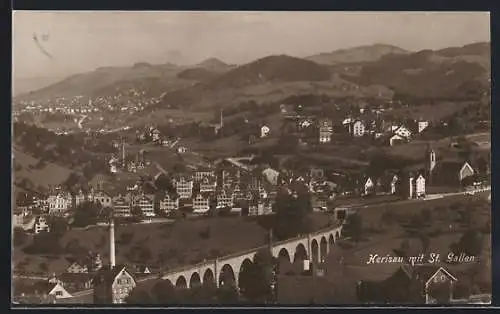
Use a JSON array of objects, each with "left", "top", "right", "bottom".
[
  {"left": 16, "top": 42, "right": 490, "bottom": 114},
  {"left": 339, "top": 43, "right": 490, "bottom": 101},
  {"left": 195, "top": 57, "right": 233, "bottom": 72},
  {"left": 156, "top": 55, "right": 382, "bottom": 110},
  {"left": 306, "top": 43, "right": 408, "bottom": 65},
  {"left": 13, "top": 148, "right": 73, "bottom": 189}
]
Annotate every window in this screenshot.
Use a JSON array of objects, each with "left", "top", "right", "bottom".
[{"left": 55, "top": 291, "right": 63, "bottom": 296}]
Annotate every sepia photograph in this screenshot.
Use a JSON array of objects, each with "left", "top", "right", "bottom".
[{"left": 11, "top": 11, "right": 491, "bottom": 306}]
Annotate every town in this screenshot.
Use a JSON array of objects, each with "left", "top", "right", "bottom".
[{"left": 12, "top": 11, "right": 492, "bottom": 306}]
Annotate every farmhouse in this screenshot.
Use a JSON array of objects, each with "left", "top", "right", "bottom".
[{"left": 93, "top": 265, "right": 136, "bottom": 304}]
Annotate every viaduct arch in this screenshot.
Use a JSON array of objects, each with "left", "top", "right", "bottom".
[{"left": 161, "top": 225, "right": 342, "bottom": 289}]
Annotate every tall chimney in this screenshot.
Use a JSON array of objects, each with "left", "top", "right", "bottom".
[{"left": 109, "top": 219, "right": 116, "bottom": 268}]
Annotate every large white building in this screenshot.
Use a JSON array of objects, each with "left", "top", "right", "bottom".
[
  {"left": 47, "top": 192, "right": 72, "bottom": 215},
  {"left": 133, "top": 195, "right": 155, "bottom": 217}
]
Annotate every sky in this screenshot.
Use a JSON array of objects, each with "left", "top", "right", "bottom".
[{"left": 12, "top": 11, "right": 490, "bottom": 79}]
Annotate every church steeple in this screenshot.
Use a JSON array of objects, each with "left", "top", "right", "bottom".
[{"left": 427, "top": 143, "right": 436, "bottom": 184}]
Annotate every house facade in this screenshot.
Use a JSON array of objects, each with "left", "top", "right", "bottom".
[
  {"left": 352, "top": 120, "right": 366, "bottom": 137},
  {"left": 159, "top": 193, "right": 179, "bottom": 214},
  {"left": 47, "top": 192, "right": 71, "bottom": 215},
  {"left": 112, "top": 195, "right": 132, "bottom": 217},
  {"left": 193, "top": 193, "right": 211, "bottom": 214},
  {"left": 318, "top": 119, "right": 333, "bottom": 144},
  {"left": 133, "top": 195, "right": 155, "bottom": 217},
  {"left": 93, "top": 265, "right": 136, "bottom": 304},
  {"left": 174, "top": 176, "right": 194, "bottom": 199},
  {"left": 199, "top": 176, "right": 217, "bottom": 193},
  {"left": 34, "top": 216, "right": 50, "bottom": 234},
  {"left": 216, "top": 190, "right": 233, "bottom": 209},
  {"left": 94, "top": 191, "right": 113, "bottom": 208}
]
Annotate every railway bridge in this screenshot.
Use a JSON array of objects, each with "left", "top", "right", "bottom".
[{"left": 160, "top": 225, "right": 343, "bottom": 289}]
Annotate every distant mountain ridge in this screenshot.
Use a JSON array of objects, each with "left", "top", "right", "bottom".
[
  {"left": 306, "top": 43, "right": 409, "bottom": 65},
  {"left": 16, "top": 42, "right": 490, "bottom": 107}
]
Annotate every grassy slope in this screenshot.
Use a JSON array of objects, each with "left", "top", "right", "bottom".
[
  {"left": 13, "top": 213, "right": 332, "bottom": 275},
  {"left": 13, "top": 148, "right": 73, "bottom": 188}
]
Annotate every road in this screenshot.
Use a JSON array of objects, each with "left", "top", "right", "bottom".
[{"left": 346, "top": 186, "right": 490, "bottom": 211}]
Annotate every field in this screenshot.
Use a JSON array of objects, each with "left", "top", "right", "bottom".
[
  {"left": 13, "top": 148, "right": 73, "bottom": 188},
  {"left": 13, "top": 212, "right": 332, "bottom": 276},
  {"left": 388, "top": 102, "right": 471, "bottom": 122},
  {"left": 386, "top": 131, "right": 491, "bottom": 161},
  {"left": 324, "top": 192, "right": 491, "bottom": 302}
]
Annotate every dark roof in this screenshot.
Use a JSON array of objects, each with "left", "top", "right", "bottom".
[
  {"left": 59, "top": 272, "right": 94, "bottom": 285},
  {"left": 32, "top": 281, "right": 58, "bottom": 295}
]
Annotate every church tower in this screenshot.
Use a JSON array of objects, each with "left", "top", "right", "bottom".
[{"left": 427, "top": 143, "right": 436, "bottom": 184}]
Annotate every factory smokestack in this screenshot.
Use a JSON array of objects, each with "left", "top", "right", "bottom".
[{"left": 109, "top": 218, "right": 116, "bottom": 268}]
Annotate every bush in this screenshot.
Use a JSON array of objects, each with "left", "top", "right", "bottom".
[
  {"left": 120, "top": 232, "right": 135, "bottom": 245},
  {"left": 198, "top": 227, "right": 211, "bottom": 240},
  {"left": 39, "top": 262, "right": 48, "bottom": 272},
  {"left": 13, "top": 227, "right": 28, "bottom": 247}
]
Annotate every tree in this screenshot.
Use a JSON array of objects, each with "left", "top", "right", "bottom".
[
  {"left": 100, "top": 206, "right": 114, "bottom": 221},
  {"left": 131, "top": 206, "right": 144, "bottom": 221},
  {"left": 150, "top": 280, "right": 177, "bottom": 304},
  {"left": 419, "top": 233, "right": 431, "bottom": 253},
  {"left": 47, "top": 216, "right": 68, "bottom": 237},
  {"left": 72, "top": 201, "right": 102, "bottom": 227},
  {"left": 23, "top": 232, "right": 62, "bottom": 255},
  {"left": 343, "top": 213, "right": 363, "bottom": 245},
  {"left": 427, "top": 282, "right": 452, "bottom": 304},
  {"left": 273, "top": 186, "right": 313, "bottom": 240},
  {"left": 216, "top": 285, "right": 240, "bottom": 304},
  {"left": 239, "top": 249, "right": 276, "bottom": 303},
  {"left": 13, "top": 227, "right": 28, "bottom": 247},
  {"left": 380, "top": 209, "right": 397, "bottom": 226},
  {"left": 126, "top": 286, "right": 153, "bottom": 304},
  {"left": 451, "top": 229, "right": 484, "bottom": 257}
]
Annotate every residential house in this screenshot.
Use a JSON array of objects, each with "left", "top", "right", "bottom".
[
  {"left": 262, "top": 168, "right": 280, "bottom": 186},
  {"left": 174, "top": 176, "right": 194, "bottom": 199},
  {"left": 216, "top": 189, "right": 233, "bottom": 209},
  {"left": 112, "top": 195, "right": 132, "bottom": 217},
  {"left": 151, "top": 128, "right": 162, "bottom": 143},
  {"left": 192, "top": 193, "right": 211, "bottom": 214},
  {"left": 261, "top": 125, "right": 270, "bottom": 138},
  {"left": 47, "top": 192, "right": 72, "bottom": 215},
  {"left": 58, "top": 273, "right": 94, "bottom": 293},
  {"left": 432, "top": 160, "right": 475, "bottom": 187},
  {"left": 93, "top": 265, "right": 137, "bottom": 304},
  {"left": 133, "top": 194, "right": 156, "bottom": 217},
  {"left": 394, "top": 125, "right": 413, "bottom": 140},
  {"left": 34, "top": 216, "right": 50, "bottom": 234},
  {"left": 159, "top": 193, "right": 179, "bottom": 214},
  {"left": 94, "top": 191, "right": 113, "bottom": 208},
  {"left": 72, "top": 189, "right": 90, "bottom": 208},
  {"left": 390, "top": 174, "right": 399, "bottom": 195},
  {"left": 418, "top": 121, "right": 430, "bottom": 133},
  {"left": 357, "top": 265, "right": 458, "bottom": 304},
  {"left": 310, "top": 167, "right": 325, "bottom": 181},
  {"left": 66, "top": 252, "right": 102, "bottom": 274},
  {"left": 16, "top": 280, "right": 73, "bottom": 301},
  {"left": 13, "top": 208, "right": 27, "bottom": 227},
  {"left": 312, "top": 193, "right": 330, "bottom": 211},
  {"left": 199, "top": 175, "right": 217, "bottom": 193},
  {"left": 318, "top": 119, "right": 333, "bottom": 144},
  {"left": 66, "top": 262, "right": 89, "bottom": 274},
  {"left": 415, "top": 174, "right": 426, "bottom": 198},
  {"left": 194, "top": 170, "right": 215, "bottom": 182},
  {"left": 399, "top": 172, "right": 426, "bottom": 199},
  {"left": 352, "top": 120, "right": 366, "bottom": 137},
  {"left": 363, "top": 177, "right": 375, "bottom": 196},
  {"left": 389, "top": 134, "right": 406, "bottom": 146}
]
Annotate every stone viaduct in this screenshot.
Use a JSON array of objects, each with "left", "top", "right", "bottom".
[{"left": 160, "top": 225, "right": 343, "bottom": 290}]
